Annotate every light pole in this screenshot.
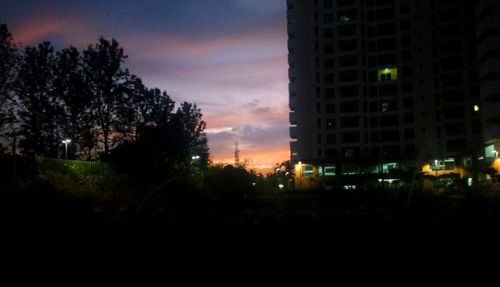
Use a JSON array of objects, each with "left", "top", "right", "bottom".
[{"left": 62, "top": 139, "right": 71, "bottom": 159}]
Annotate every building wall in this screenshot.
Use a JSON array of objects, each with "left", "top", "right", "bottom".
[
  {"left": 477, "top": 0, "right": 500, "bottom": 144},
  {"left": 288, "top": 0, "right": 482, "bottom": 189}
]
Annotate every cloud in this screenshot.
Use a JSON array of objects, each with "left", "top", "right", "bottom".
[
  {"left": 13, "top": 18, "right": 65, "bottom": 45},
  {"left": 10, "top": 15, "right": 104, "bottom": 49},
  {"left": 124, "top": 22, "right": 285, "bottom": 61}
]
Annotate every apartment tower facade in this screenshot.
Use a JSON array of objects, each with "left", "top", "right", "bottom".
[
  {"left": 288, "top": 0, "right": 482, "bottom": 189},
  {"left": 478, "top": 0, "right": 500, "bottom": 149}
]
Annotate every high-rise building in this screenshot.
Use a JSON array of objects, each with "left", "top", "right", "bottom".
[
  {"left": 478, "top": 0, "right": 500, "bottom": 149},
  {"left": 288, "top": 0, "right": 488, "bottom": 189}
]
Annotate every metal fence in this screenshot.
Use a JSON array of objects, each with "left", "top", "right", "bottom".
[{"left": 37, "top": 157, "right": 109, "bottom": 177}]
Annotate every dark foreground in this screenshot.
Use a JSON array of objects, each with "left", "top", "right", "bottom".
[{"left": 2, "top": 185, "right": 500, "bottom": 242}]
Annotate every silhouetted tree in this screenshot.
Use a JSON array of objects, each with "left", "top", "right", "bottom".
[
  {"left": 0, "top": 24, "right": 18, "bottom": 143},
  {"left": 83, "top": 37, "right": 134, "bottom": 157},
  {"left": 16, "top": 42, "right": 62, "bottom": 157},
  {"left": 136, "top": 87, "right": 175, "bottom": 132},
  {"left": 54, "top": 46, "right": 92, "bottom": 158},
  {"left": 173, "top": 102, "right": 210, "bottom": 167}
]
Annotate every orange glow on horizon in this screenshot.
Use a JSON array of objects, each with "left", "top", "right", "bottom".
[{"left": 211, "top": 146, "right": 289, "bottom": 172}]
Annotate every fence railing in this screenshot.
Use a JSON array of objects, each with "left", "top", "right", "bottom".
[{"left": 37, "top": 157, "right": 109, "bottom": 177}]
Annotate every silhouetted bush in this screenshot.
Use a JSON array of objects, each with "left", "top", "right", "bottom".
[{"left": 204, "top": 164, "right": 255, "bottom": 205}]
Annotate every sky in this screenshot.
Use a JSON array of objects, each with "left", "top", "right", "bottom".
[{"left": 0, "top": 0, "right": 290, "bottom": 170}]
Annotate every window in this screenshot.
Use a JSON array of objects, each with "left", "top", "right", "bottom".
[
  {"left": 377, "top": 54, "right": 396, "bottom": 66},
  {"left": 341, "top": 163, "right": 360, "bottom": 174},
  {"left": 380, "top": 115, "right": 398, "bottom": 126},
  {"left": 430, "top": 158, "right": 455, "bottom": 171},
  {"left": 403, "top": 113, "right": 414, "bottom": 124},
  {"left": 376, "top": 8, "right": 395, "bottom": 20},
  {"left": 402, "top": 97, "right": 413, "bottom": 108},
  {"left": 400, "top": 3, "right": 410, "bottom": 14},
  {"left": 326, "top": 73, "right": 335, "bottom": 83},
  {"left": 326, "top": 149, "right": 337, "bottom": 157},
  {"left": 338, "top": 40, "right": 357, "bottom": 52},
  {"left": 377, "top": 38, "right": 396, "bottom": 51},
  {"left": 339, "top": 70, "right": 358, "bottom": 82},
  {"left": 338, "top": 55, "right": 358, "bottom": 67},
  {"left": 324, "top": 165, "right": 336, "bottom": 176},
  {"left": 378, "top": 84, "right": 398, "bottom": 97},
  {"left": 368, "top": 71, "right": 378, "bottom": 82},
  {"left": 368, "top": 25, "right": 376, "bottom": 36},
  {"left": 378, "top": 68, "right": 398, "bottom": 81},
  {"left": 338, "top": 25, "right": 357, "bottom": 37},
  {"left": 404, "top": 129, "right": 415, "bottom": 140},
  {"left": 340, "top": 116, "right": 359, "bottom": 128},
  {"left": 340, "top": 15, "right": 351, "bottom": 24},
  {"left": 324, "top": 28, "right": 334, "bottom": 38},
  {"left": 377, "top": 23, "right": 396, "bottom": 36},
  {"left": 341, "top": 132, "right": 360, "bottom": 143},
  {"left": 405, "top": 145, "right": 416, "bottom": 153},
  {"left": 401, "top": 35, "right": 411, "bottom": 46},
  {"left": 326, "top": 104, "right": 335, "bottom": 113},
  {"left": 339, "top": 85, "right": 358, "bottom": 98},
  {"left": 327, "top": 134, "right": 336, "bottom": 144},
  {"left": 325, "top": 43, "right": 334, "bottom": 54},
  {"left": 381, "top": 102, "right": 390, "bottom": 112},
  {"left": 324, "top": 13, "right": 333, "bottom": 23},
  {"left": 325, "top": 58, "right": 335, "bottom": 69},
  {"left": 400, "top": 19, "right": 411, "bottom": 31},
  {"left": 325, "top": 88, "right": 335, "bottom": 99},
  {"left": 402, "top": 82, "right": 413, "bottom": 93},
  {"left": 444, "top": 123, "right": 466, "bottom": 136},
  {"left": 340, "top": 101, "right": 359, "bottom": 113},
  {"left": 327, "top": 119, "right": 336, "bottom": 129},
  {"left": 336, "top": 0, "right": 351, "bottom": 7},
  {"left": 382, "top": 145, "right": 400, "bottom": 155},
  {"left": 443, "top": 107, "right": 465, "bottom": 120},
  {"left": 401, "top": 50, "right": 412, "bottom": 61},
  {"left": 402, "top": 66, "right": 412, "bottom": 77},
  {"left": 303, "top": 165, "right": 314, "bottom": 176}
]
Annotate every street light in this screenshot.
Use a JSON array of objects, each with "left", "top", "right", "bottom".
[
  {"left": 62, "top": 139, "right": 71, "bottom": 159},
  {"left": 191, "top": 155, "right": 200, "bottom": 160}
]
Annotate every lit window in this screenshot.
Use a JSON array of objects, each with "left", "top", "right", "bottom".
[
  {"left": 324, "top": 165, "right": 336, "bottom": 176},
  {"left": 340, "top": 15, "right": 351, "bottom": 23},
  {"left": 377, "top": 68, "right": 398, "bottom": 81},
  {"left": 303, "top": 166, "right": 314, "bottom": 176},
  {"left": 430, "top": 158, "right": 455, "bottom": 171},
  {"left": 381, "top": 102, "right": 389, "bottom": 112},
  {"left": 474, "top": 105, "right": 479, "bottom": 112}
]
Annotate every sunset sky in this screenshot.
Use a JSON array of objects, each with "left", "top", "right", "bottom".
[{"left": 0, "top": 0, "right": 290, "bottom": 170}]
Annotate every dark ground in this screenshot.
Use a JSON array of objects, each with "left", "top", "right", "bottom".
[{"left": 2, "top": 185, "right": 500, "bottom": 242}]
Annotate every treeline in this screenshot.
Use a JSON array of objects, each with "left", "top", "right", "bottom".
[{"left": 0, "top": 24, "right": 209, "bottom": 175}]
